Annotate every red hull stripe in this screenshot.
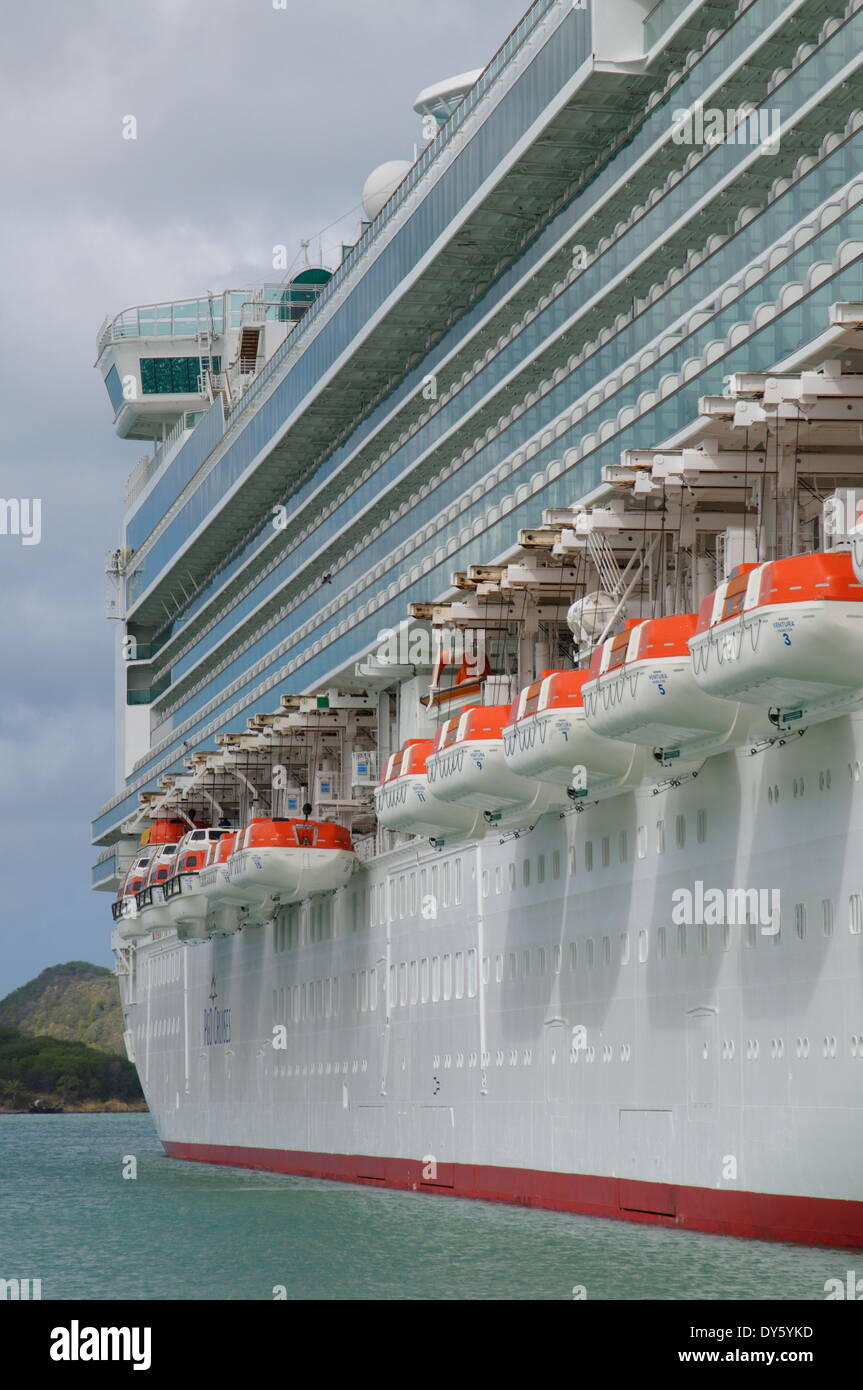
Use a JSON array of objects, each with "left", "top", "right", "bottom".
[{"left": 163, "top": 1141, "right": 863, "bottom": 1248}]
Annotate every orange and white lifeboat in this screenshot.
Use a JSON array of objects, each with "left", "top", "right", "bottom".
[
  {"left": 164, "top": 828, "right": 233, "bottom": 938},
  {"left": 113, "top": 849, "right": 156, "bottom": 938},
  {"left": 227, "top": 818, "right": 356, "bottom": 903},
  {"left": 122, "top": 840, "right": 180, "bottom": 933},
  {"left": 192, "top": 831, "right": 264, "bottom": 932},
  {"left": 503, "top": 669, "right": 648, "bottom": 800},
  {"left": 425, "top": 704, "right": 557, "bottom": 825},
  {"left": 583, "top": 614, "right": 745, "bottom": 761},
  {"left": 689, "top": 552, "right": 863, "bottom": 730},
  {"left": 374, "top": 740, "right": 484, "bottom": 840}
]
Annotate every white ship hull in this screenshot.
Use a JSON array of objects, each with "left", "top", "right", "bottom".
[{"left": 115, "top": 716, "right": 863, "bottom": 1246}]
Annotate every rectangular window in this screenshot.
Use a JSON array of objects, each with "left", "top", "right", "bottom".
[
  {"left": 656, "top": 820, "right": 666, "bottom": 854},
  {"left": 432, "top": 956, "right": 441, "bottom": 1002},
  {"left": 369, "top": 967, "right": 378, "bottom": 1012},
  {"left": 537, "top": 854, "right": 545, "bottom": 884},
  {"left": 850, "top": 895, "right": 863, "bottom": 935},
  {"left": 467, "top": 949, "right": 477, "bottom": 998},
  {"left": 360, "top": 970, "right": 368, "bottom": 1012},
  {"left": 410, "top": 960, "right": 419, "bottom": 1004},
  {"left": 421, "top": 957, "right": 430, "bottom": 1003},
  {"left": 399, "top": 962, "right": 408, "bottom": 1006},
  {"left": 584, "top": 841, "right": 593, "bottom": 872},
  {"left": 139, "top": 355, "right": 221, "bottom": 394},
  {"left": 601, "top": 837, "right": 611, "bottom": 868},
  {"left": 455, "top": 951, "right": 464, "bottom": 999},
  {"left": 442, "top": 953, "right": 452, "bottom": 1001}
]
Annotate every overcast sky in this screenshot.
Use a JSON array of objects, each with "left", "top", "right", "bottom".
[{"left": 0, "top": 0, "right": 529, "bottom": 997}]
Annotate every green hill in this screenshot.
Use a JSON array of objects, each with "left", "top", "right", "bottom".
[
  {"left": 0, "top": 1025, "right": 144, "bottom": 1112},
  {"left": 0, "top": 961, "right": 126, "bottom": 1056}
]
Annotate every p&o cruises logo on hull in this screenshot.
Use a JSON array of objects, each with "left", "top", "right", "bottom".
[{"left": 203, "top": 975, "right": 231, "bottom": 1046}]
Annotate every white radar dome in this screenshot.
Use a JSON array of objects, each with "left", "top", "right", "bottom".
[{"left": 362, "top": 161, "right": 412, "bottom": 221}]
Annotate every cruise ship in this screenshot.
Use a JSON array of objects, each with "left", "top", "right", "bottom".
[{"left": 92, "top": 0, "right": 863, "bottom": 1247}]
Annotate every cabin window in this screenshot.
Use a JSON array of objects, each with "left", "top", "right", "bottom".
[
  {"left": 795, "top": 904, "right": 807, "bottom": 941},
  {"left": 851, "top": 896, "right": 863, "bottom": 935},
  {"left": 603, "top": 936, "right": 611, "bottom": 965},
  {"left": 421, "top": 958, "right": 430, "bottom": 1003},
  {"left": 409, "top": 872, "right": 418, "bottom": 917},
  {"left": 585, "top": 841, "right": 593, "bottom": 872},
  {"left": 508, "top": 863, "right": 516, "bottom": 890},
  {"left": 822, "top": 899, "right": 834, "bottom": 938},
  {"left": 388, "top": 964, "right": 396, "bottom": 1007},
  {"left": 569, "top": 845, "right": 577, "bottom": 874},
  {"left": 455, "top": 952, "right": 464, "bottom": 999},
  {"left": 537, "top": 947, "right": 546, "bottom": 975},
  {"left": 658, "top": 926, "right": 666, "bottom": 959},
  {"left": 552, "top": 851, "right": 561, "bottom": 880},
  {"left": 676, "top": 815, "right": 686, "bottom": 849},
  {"left": 495, "top": 953, "right": 504, "bottom": 983},
  {"left": 601, "top": 837, "right": 611, "bottom": 868},
  {"left": 442, "top": 862, "right": 451, "bottom": 908},
  {"left": 621, "top": 933, "right": 630, "bottom": 965},
  {"left": 522, "top": 950, "right": 531, "bottom": 978},
  {"left": 410, "top": 961, "right": 419, "bottom": 1005},
  {"left": 468, "top": 950, "right": 479, "bottom": 997},
  {"left": 509, "top": 952, "right": 517, "bottom": 980},
  {"left": 637, "top": 826, "right": 647, "bottom": 859},
  {"left": 495, "top": 866, "right": 503, "bottom": 894},
  {"left": 553, "top": 945, "right": 562, "bottom": 975},
  {"left": 697, "top": 809, "right": 707, "bottom": 843},
  {"left": 432, "top": 956, "right": 441, "bottom": 1002},
  {"left": 677, "top": 924, "right": 687, "bottom": 956},
  {"left": 656, "top": 820, "right": 665, "bottom": 854},
  {"left": 522, "top": 859, "right": 531, "bottom": 888},
  {"left": 537, "top": 854, "right": 546, "bottom": 884},
  {"left": 442, "top": 953, "right": 452, "bottom": 1001},
  {"left": 399, "top": 962, "right": 408, "bottom": 1006},
  {"left": 360, "top": 971, "right": 368, "bottom": 1013},
  {"left": 618, "top": 832, "right": 628, "bottom": 863},
  {"left": 699, "top": 924, "right": 708, "bottom": 955},
  {"left": 585, "top": 939, "right": 594, "bottom": 968},
  {"left": 638, "top": 930, "right": 648, "bottom": 963},
  {"left": 454, "top": 859, "right": 463, "bottom": 905},
  {"left": 569, "top": 942, "right": 577, "bottom": 971},
  {"left": 482, "top": 870, "right": 490, "bottom": 899}
]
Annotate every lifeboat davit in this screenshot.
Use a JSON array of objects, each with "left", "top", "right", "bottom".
[
  {"left": 503, "top": 669, "right": 648, "bottom": 800},
  {"left": 424, "top": 704, "right": 558, "bottom": 826},
  {"left": 374, "top": 740, "right": 485, "bottom": 840},
  {"left": 689, "top": 552, "right": 863, "bottom": 730},
  {"left": 227, "top": 818, "right": 356, "bottom": 903},
  {"left": 164, "top": 828, "right": 233, "bottom": 940},
  {"left": 583, "top": 614, "right": 748, "bottom": 762}
]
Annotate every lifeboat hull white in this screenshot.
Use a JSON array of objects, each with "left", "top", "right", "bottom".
[
  {"left": 502, "top": 707, "right": 648, "bottom": 801},
  {"left": 584, "top": 660, "right": 739, "bottom": 752},
  {"left": 227, "top": 846, "right": 355, "bottom": 902},
  {"left": 689, "top": 601, "right": 863, "bottom": 715},
  {"left": 374, "top": 775, "right": 484, "bottom": 839},
  {"left": 426, "top": 740, "right": 554, "bottom": 820}
]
